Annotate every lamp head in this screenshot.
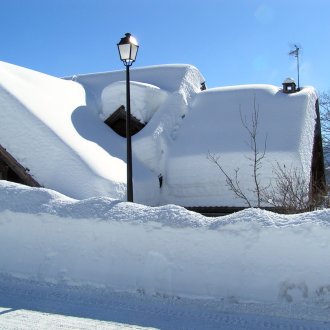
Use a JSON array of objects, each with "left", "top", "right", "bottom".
[{"left": 117, "top": 33, "right": 139, "bottom": 66}]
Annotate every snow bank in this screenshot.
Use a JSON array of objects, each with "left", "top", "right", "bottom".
[{"left": 1, "top": 181, "right": 330, "bottom": 305}]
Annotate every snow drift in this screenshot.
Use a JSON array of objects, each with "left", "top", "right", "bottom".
[{"left": 1, "top": 181, "right": 330, "bottom": 305}]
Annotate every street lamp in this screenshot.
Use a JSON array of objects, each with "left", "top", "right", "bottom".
[{"left": 117, "top": 33, "right": 139, "bottom": 202}]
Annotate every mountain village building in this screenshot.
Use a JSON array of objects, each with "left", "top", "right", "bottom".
[{"left": 0, "top": 61, "right": 325, "bottom": 214}]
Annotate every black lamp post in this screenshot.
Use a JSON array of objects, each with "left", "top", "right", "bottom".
[{"left": 117, "top": 33, "right": 139, "bottom": 202}]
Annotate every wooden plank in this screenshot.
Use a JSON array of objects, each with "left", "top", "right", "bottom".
[{"left": 0, "top": 144, "right": 41, "bottom": 187}]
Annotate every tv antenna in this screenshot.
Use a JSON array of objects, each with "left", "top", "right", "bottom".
[{"left": 289, "top": 44, "right": 301, "bottom": 90}]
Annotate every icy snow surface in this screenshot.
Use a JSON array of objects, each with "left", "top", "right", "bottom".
[{"left": 1, "top": 181, "right": 330, "bottom": 329}]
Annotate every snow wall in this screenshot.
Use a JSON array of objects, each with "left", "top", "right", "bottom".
[{"left": 1, "top": 181, "right": 330, "bottom": 305}]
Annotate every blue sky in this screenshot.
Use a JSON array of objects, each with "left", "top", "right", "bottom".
[{"left": 0, "top": 0, "right": 329, "bottom": 91}]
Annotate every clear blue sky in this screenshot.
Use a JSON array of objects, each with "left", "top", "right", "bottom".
[{"left": 0, "top": 0, "right": 329, "bottom": 91}]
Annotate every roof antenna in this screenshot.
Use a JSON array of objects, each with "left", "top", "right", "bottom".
[{"left": 289, "top": 44, "right": 301, "bottom": 91}]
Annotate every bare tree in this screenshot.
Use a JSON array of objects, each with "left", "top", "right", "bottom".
[
  {"left": 239, "top": 99, "right": 267, "bottom": 207},
  {"left": 263, "top": 162, "right": 310, "bottom": 213},
  {"left": 208, "top": 96, "right": 267, "bottom": 207},
  {"left": 207, "top": 152, "right": 252, "bottom": 207},
  {"left": 208, "top": 96, "right": 313, "bottom": 213}
]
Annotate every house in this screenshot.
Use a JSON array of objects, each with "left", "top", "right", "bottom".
[{"left": 0, "top": 60, "right": 325, "bottom": 213}]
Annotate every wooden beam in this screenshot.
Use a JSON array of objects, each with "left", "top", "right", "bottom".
[{"left": 0, "top": 144, "right": 41, "bottom": 187}]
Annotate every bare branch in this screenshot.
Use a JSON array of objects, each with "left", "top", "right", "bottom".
[
  {"left": 207, "top": 95, "right": 266, "bottom": 208},
  {"left": 207, "top": 152, "right": 252, "bottom": 207},
  {"left": 208, "top": 94, "right": 313, "bottom": 213},
  {"left": 239, "top": 95, "right": 267, "bottom": 207},
  {"left": 262, "top": 162, "right": 310, "bottom": 213}
]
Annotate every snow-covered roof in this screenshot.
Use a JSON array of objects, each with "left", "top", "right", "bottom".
[
  {"left": 0, "top": 61, "right": 127, "bottom": 199},
  {"left": 0, "top": 60, "right": 319, "bottom": 207},
  {"left": 165, "top": 84, "right": 318, "bottom": 207}
]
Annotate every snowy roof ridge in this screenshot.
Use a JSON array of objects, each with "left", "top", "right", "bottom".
[
  {"left": 206, "top": 84, "right": 281, "bottom": 94},
  {"left": 70, "top": 63, "right": 205, "bottom": 93},
  {"left": 65, "top": 63, "right": 202, "bottom": 80}
]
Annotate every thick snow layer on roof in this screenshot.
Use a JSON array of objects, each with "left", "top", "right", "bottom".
[
  {"left": 69, "top": 64, "right": 205, "bottom": 97},
  {"left": 164, "top": 84, "right": 318, "bottom": 206},
  {"left": 72, "top": 63, "right": 206, "bottom": 201},
  {"left": 0, "top": 61, "right": 318, "bottom": 207},
  {"left": 0, "top": 61, "right": 128, "bottom": 199},
  {"left": 0, "top": 61, "right": 207, "bottom": 205},
  {"left": 101, "top": 81, "right": 169, "bottom": 123}
]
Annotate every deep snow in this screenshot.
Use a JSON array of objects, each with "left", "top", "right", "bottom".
[
  {"left": 0, "top": 60, "right": 318, "bottom": 207},
  {"left": 1, "top": 181, "right": 330, "bottom": 328},
  {"left": 0, "top": 60, "right": 325, "bottom": 328},
  {"left": 1, "top": 181, "right": 330, "bottom": 325},
  {"left": 0, "top": 61, "right": 127, "bottom": 200},
  {"left": 165, "top": 84, "right": 317, "bottom": 206}
]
